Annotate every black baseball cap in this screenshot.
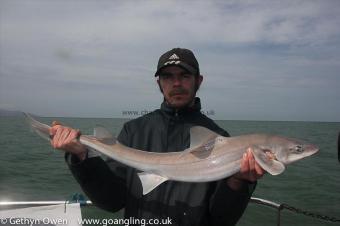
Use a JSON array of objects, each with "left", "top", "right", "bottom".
[{"left": 155, "top": 48, "right": 200, "bottom": 77}]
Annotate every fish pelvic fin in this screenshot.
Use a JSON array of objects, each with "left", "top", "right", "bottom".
[
  {"left": 251, "top": 146, "right": 285, "bottom": 175},
  {"left": 137, "top": 172, "right": 168, "bottom": 195},
  {"left": 189, "top": 126, "right": 219, "bottom": 149}
]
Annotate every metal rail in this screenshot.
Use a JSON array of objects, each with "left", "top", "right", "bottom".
[
  {"left": 249, "top": 197, "right": 340, "bottom": 226},
  {"left": 1, "top": 197, "right": 274, "bottom": 207},
  {"left": 249, "top": 197, "right": 283, "bottom": 226},
  {"left": 0, "top": 200, "right": 92, "bottom": 206},
  {"left": 1, "top": 197, "right": 339, "bottom": 225}
]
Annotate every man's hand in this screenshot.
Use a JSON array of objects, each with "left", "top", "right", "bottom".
[
  {"left": 227, "top": 147, "right": 265, "bottom": 191},
  {"left": 49, "top": 121, "right": 87, "bottom": 161}
]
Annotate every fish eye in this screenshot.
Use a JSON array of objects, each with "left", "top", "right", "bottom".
[
  {"left": 289, "top": 145, "right": 303, "bottom": 153},
  {"left": 295, "top": 145, "right": 303, "bottom": 153}
]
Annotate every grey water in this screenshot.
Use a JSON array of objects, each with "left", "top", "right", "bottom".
[{"left": 0, "top": 116, "right": 339, "bottom": 226}]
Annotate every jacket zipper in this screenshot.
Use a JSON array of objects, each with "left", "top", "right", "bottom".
[{"left": 175, "top": 109, "right": 179, "bottom": 117}]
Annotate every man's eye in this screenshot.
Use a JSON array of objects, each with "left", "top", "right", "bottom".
[
  {"left": 160, "top": 74, "right": 172, "bottom": 79},
  {"left": 182, "top": 74, "right": 192, "bottom": 79}
]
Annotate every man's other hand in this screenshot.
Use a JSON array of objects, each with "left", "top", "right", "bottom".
[{"left": 49, "top": 121, "right": 87, "bottom": 161}]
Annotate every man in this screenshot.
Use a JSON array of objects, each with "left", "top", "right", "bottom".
[{"left": 50, "top": 48, "right": 265, "bottom": 226}]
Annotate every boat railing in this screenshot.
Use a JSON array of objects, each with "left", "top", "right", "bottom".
[
  {"left": 249, "top": 197, "right": 340, "bottom": 226},
  {"left": 1, "top": 197, "right": 339, "bottom": 226}
]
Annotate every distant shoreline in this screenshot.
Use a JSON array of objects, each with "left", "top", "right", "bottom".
[
  {"left": 0, "top": 110, "right": 339, "bottom": 123},
  {"left": 0, "top": 109, "right": 22, "bottom": 117}
]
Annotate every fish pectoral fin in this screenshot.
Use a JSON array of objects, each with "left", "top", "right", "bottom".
[
  {"left": 137, "top": 172, "right": 168, "bottom": 195},
  {"left": 93, "top": 127, "right": 117, "bottom": 145},
  {"left": 251, "top": 146, "right": 285, "bottom": 175},
  {"left": 189, "top": 126, "right": 219, "bottom": 149}
]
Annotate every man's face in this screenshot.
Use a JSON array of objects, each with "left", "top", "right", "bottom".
[{"left": 157, "top": 66, "right": 203, "bottom": 109}]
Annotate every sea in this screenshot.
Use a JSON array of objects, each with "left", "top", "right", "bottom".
[{"left": 0, "top": 116, "right": 339, "bottom": 226}]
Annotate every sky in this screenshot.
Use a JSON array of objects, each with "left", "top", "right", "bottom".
[{"left": 0, "top": 0, "right": 340, "bottom": 121}]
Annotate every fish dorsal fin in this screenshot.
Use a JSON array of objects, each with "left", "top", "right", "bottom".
[
  {"left": 188, "top": 143, "right": 215, "bottom": 159},
  {"left": 137, "top": 172, "right": 168, "bottom": 195},
  {"left": 94, "top": 126, "right": 113, "bottom": 138},
  {"left": 190, "top": 126, "right": 219, "bottom": 149},
  {"left": 251, "top": 146, "right": 285, "bottom": 175},
  {"left": 93, "top": 126, "right": 116, "bottom": 145}
]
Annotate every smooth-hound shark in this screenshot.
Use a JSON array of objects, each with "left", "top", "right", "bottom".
[{"left": 24, "top": 113, "right": 319, "bottom": 195}]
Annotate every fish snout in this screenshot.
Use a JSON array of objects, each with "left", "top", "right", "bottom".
[{"left": 305, "top": 143, "right": 319, "bottom": 156}]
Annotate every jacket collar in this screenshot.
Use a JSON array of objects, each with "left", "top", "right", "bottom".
[{"left": 160, "top": 97, "right": 202, "bottom": 116}]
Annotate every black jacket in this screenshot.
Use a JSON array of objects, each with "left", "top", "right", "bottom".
[{"left": 67, "top": 98, "right": 255, "bottom": 226}]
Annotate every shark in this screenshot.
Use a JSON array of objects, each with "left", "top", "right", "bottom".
[{"left": 24, "top": 113, "right": 319, "bottom": 195}]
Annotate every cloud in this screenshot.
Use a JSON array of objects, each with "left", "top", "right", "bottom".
[
  {"left": 0, "top": 0, "right": 339, "bottom": 120},
  {"left": 2, "top": 1, "right": 339, "bottom": 46}
]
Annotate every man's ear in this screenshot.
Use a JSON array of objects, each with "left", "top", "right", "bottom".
[
  {"left": 198, "top": 75, "right": 203, "bottom": 86},
  {"left": 196, "top": 75, "right": 203, "bottom": 91}
]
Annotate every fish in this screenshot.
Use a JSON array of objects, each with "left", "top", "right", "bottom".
[{"left": 24, "top": 113, "right": 319, "bottom": 195}]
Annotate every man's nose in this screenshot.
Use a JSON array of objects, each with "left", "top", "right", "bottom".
[{"left": 172, "top": 75, "right": 183, "bottom": 86}]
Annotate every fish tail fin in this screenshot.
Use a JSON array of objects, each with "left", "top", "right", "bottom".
[{"left": 23, "top": 112, "right": 51, "bottom": 141}]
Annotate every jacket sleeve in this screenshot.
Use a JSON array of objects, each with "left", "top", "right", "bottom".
[
  {"left": 209, "top": 179, "right": 256, "bottom": 226},
  {"left": 66, "top": 153, "right": 127, "bottom": 212},
  {"left": 65, "top": 124, "right": 131, "bottom": 213}
]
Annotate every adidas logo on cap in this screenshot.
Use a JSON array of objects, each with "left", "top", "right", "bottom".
[{"left": 168, "top": 54, "right": 180, "bottom": 60}]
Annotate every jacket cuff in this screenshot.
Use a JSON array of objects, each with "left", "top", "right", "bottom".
[
  {"left": 229, "top": 179, "right": 256, "bottom": 195},
  {"left": 65, "top": 152, "right": 84, "bottom": 165},
  {"left": 65, "top": 148, "right": 100, "bottom": 166},
  {"left": 221, "top": 179, "right": 256, "bottom": 199}
]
